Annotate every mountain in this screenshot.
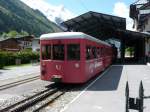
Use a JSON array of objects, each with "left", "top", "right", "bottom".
[
  {"left": 40, "top": 5, "right": 75, "bottom": 25},
  {"left": 20, "top": 0, "right": 75, "bottom": 25},
  {"left": 0, "top": 0, "right": 63, "bottom": 37}
]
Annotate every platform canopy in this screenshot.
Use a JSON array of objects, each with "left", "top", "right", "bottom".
[
  {"left": 116, "top": 29, "right": 150, "bottom": 46},
  {"left": 62, "top": 11, "right": 126, "bottom": 40},
  {"left": 62, "top": 11, "right": 150, "bottom": 63},
  {"left": 62, "top": 11, "right": 150, "bottom": 41}
]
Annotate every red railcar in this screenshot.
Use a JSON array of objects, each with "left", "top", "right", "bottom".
[{"left": 40, "top": 32, "right": 113, "bottom": 83}]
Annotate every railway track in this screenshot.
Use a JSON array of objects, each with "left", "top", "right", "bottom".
[
  {"left": 0, "top": 76, "right": 39, "bottom": 90},
  {"left": 0, "top": 84, "right": 65, "bottom": 112}
]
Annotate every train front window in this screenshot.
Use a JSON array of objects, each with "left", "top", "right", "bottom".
[
  {"left": 53, "top": 45, "right": 64, "bottom": 60},
  {"left": 67, "top": 44, "right": 80, "bottom": 60},
  {"left": 42, "top": 45, "right": 51, "bottom": 60}
]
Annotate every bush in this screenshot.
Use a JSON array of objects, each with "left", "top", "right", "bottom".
[
  {"left": 0, "top": 52, "right": 4, "bottom": 68},
  {"left": 0, "top": 50, "right": 40, "bottom": 67}
]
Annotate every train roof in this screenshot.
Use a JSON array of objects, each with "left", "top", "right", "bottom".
[{"left": 40, "top": 32, "right": 111, "bottom": 46}]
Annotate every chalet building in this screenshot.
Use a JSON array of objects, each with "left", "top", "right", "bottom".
[
  {"left": 0, "top": 38, "right": 21, "bottom": 51},
  {"left": 130, "top": 0, "right": 150, "bottom": 62},
  {"left": 130, "top": 0, "right": 150, "bottom": 32},
  {"left": 0, "top": 35, "right": 34, "bottom": 51},
  {"left": 16, "top": 35, "right": 34, "bottom": 49}
]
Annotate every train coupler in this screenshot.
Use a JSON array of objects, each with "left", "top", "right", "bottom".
[{"left": 51, "top": 75, "right": 62, "bottom": 83}]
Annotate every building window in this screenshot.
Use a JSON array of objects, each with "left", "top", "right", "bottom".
[{"left": 67, "top": 44, "right": 80, "bottom": 60}]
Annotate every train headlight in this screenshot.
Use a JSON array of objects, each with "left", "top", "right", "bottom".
[
  {"left": 41, "top": 67, "right": 46, "bottom": 75},
  {"left": 75, "top": 63, "right": 80, "bottom": 68},
  {"left": 41, "top": 70, "right": 45, "bottom": 75},
  {"left": 41, "top": 62, "right": 46, "bottom": 75},
  {"left": 42, "top": 61, "right": 46, "bottom": 66}
]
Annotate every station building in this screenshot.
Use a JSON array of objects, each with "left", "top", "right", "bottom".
[
  {"left": 130, "top": 0, "right": 150, "bottom": 63},
  {"left": 62, "top": 11, "right": 150, "bottom": 64}
]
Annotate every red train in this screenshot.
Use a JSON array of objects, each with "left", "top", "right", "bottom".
[{"left": 40, "top": 32, "right": 114, "bottom": 83}]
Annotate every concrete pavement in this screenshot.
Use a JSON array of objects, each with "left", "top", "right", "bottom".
[{"left": 61, "top": 65, "right": 150, "bottom": 112}]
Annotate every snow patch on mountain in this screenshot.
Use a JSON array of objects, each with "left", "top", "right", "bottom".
[{"left": 21, "top": 0, "right": 76, "bottom": 25}]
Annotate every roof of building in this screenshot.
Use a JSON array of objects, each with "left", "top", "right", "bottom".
[
  {"left": 0, "top": 37, "right": 17, "bottom": 42},
  {"left": 16, "top": 35, "right": 34, "bottom": 40},
  {"left": 133, "top": 0, "right": 148, "bottom": 5},
  {"left": 40, "top": 32, "right": 111, "bottom": 46},
  {"left": 62, "top": 11, "right": 126, "bottom": 39},
  {"left": 139, "top": 2, "right": 150, "bottom": 9},
  {"left": 117, "top": 29, "right": 150, "bottom": 39},
  {"left": 0, "top": 35, "right": 34, "bottom": 42}
]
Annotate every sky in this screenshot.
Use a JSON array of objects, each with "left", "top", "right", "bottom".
[
  {"left": 45, "top": 0, "right": 134, "bottom": 16},
  {"left": 21, "top": 0, "right": 138, "bottom": 30}
]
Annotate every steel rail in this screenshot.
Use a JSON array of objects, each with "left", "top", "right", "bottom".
[
  {"left": 0, "top": 83, "right": 58, "bottom": 112},
  {"left": 10, "top": 88, "right": 58, "bottom": 112},
  {"left": 33, "top": 91, "right": 65, "bottom": 112},
  {"left": 0, "top": 76, "right": 39, "bottom": 90}
]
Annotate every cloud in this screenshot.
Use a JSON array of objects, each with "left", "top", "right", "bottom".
[
  {"left": 113, "top": 2, "right": 135, "bottom": 31},
  {"left": 21, "top": 0, "right": 75, "bottom": 24}
]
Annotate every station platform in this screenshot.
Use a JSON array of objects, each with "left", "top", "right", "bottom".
[{"left": 61, "top": 65, "right": 150, "bottom": 112}]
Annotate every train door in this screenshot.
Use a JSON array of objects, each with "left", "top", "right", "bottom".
[
  {"left": 101, "top": 46, "right": 106, "bottom": 70},
  {"left": 63, "top": 40, "right": 84, "bottom": 83}
]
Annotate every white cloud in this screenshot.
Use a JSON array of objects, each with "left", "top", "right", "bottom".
[
  {"left": 113, "top": 2, "right": 135, "bottom": 31},
  {"left": 21, "top": 0, "right": 75, "bottom": 24}
]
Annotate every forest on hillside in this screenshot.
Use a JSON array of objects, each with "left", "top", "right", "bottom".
[{"left": 0, "top": 0, "right": 63, "bottom": 37}]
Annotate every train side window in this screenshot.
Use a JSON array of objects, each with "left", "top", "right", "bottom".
[
  {"left": 86, "top": 46, "right": 91, "bottom": 60},
  {"left": 42, "top": 45, "right": 51, "bottom": 60},
  {"left": 103, "top": 48, "right": 105, "bottom": 56},
  {"left": 97, "top": 47, "right": 100, "bottom": 58},
  {"left": 92, "top": 47, "right": 97, "bottom": 58},
  {"left": 106, "top": 48, "right": 108, "bottom": 55},
  {"left": 53, "top": 45, "right": 64, "bottom": 60},
  {"left": 103, "top": 48, "right": 107, "bottom": 56},
  {"left": 101, "top": 48, "right": 103, "bottom": 56},
  {"left": 67, "top": 44, "right": 80, "bottom": 60}
]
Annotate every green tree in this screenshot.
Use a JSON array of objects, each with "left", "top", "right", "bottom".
[
  {"left": 20, "top": 30, "right": 29, "bottom": 36},
  {"left": 126, "top": 47, "right": 134, "bottom": 57},
  {"left": 1, "top": 32, "right": 8, "bottom": 38},
  {"left": 7, "top": 30, "right": 19, "bottom": 38},
  {"left": 0, "top": 30, "right": 30, "bottom": 39}
]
